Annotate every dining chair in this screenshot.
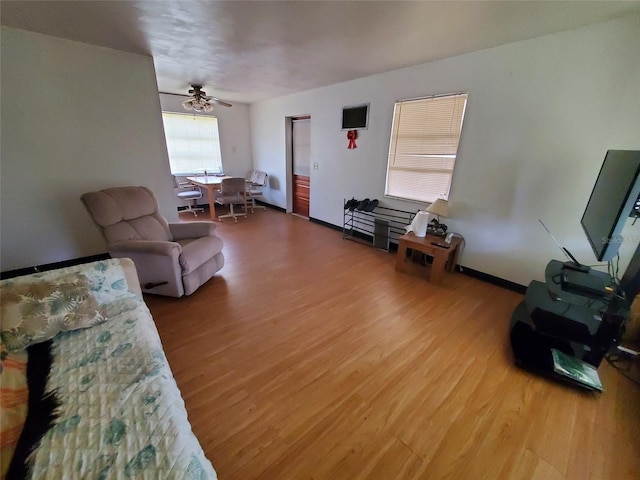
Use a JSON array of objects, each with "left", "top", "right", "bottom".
[
  {"left": 173, "top": 175, "right": 204, "bottom": 216},
  {"left": 215, "top": 177, "right": 247, "bottom": 222},
  {"left": 246, "top": 170, "right": 268, "bottom": 213}
]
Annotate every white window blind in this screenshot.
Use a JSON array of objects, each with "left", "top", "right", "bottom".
[
  {"left": 385, "top": 93, "right": 467, "bottom": 203},
  {"left": 162, "top": 112, "right": 223, "bottom": 175}
]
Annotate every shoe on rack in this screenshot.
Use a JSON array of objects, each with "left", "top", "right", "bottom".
[
  {"left": 349, "top": 198, "right": 360, "bottom": 211},
  {"left": 363, "top": 199, "right": 378, "bottom": 212},
  {"left": 357, "top": 198, "right": 370, "bottom": 211},
  {"left": 344, "top": 198, "right": 357, "bottom": 210}
]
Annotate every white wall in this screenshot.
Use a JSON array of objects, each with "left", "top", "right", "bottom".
[
  {"left": 0, "top": 27, "right": 176, "bottom": 271},
  {"left": 250, "top": 15, "right": 640, "bottom": 286}
]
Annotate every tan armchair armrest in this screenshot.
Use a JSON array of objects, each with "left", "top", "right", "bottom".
[
  {"left": 108, "top": 240, "right": 182, "bottom": 256},
  {"left": 169, "top": 222, "right": 217, "bottom": 240},
  {"left": 107, "top": 241, "right": 184, "bottom": 297}
]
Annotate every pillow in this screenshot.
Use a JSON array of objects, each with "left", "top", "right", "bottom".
[
  {"left": 0, "top": 273, "right": 106, "bottom": 352},
  {"left": 4, "top": 259, "right": 131, "bottom": 304}
]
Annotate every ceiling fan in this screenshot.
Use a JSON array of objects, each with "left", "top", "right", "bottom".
[{"left": 162, "top": 84, "right": 232, "bottom": 113}]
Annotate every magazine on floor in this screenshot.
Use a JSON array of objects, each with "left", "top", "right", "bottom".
[{"left": 551, "top": 349, "right": 603, "bottom": 392}]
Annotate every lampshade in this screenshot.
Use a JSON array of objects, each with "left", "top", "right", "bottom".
[
  {"left": 182, "top": 97, "right": 214, "bottom": 113},
  {"left": 426, "top": 198, "right": 449, "bottom": 218}
]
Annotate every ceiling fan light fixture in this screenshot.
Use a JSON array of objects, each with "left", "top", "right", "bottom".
[
  {"left": 182, "top": 98, "right": 213, "bottom": 113},
  {"left": 181, "top": 85, "right": 215, "bottom": 113}
]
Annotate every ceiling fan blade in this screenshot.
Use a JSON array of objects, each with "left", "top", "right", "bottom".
[
  {"left": 160, "top": 89, "right": 233, "bottom": 108},
  {"left": 210, "top": 97, "right": 233, "bottom": 107}
]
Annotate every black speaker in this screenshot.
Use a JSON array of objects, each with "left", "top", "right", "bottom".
[
  {"left": 530, "top": 307, "right": 595, "bottom": 345},
  {"left": 510, "top": 302, "right": 570, "bottom": 372}
]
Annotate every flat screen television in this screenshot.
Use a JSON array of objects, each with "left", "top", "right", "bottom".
[
  {"left": 342, "top": 104, "right": 369, "bottom": 130},
  {"left": 581, "top": 150, "right": 640, "bottom": 262}
]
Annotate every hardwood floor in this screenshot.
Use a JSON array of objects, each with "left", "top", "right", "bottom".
[{"left": 146, "top": 209, "right": 640, "bottom": 480}]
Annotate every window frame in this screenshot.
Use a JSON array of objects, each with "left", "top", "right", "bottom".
[{"left": 384, "top": 92, "right": 468, "bottom": 204}]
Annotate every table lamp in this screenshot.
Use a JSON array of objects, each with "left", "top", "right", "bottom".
[{"left": 426, "top": 199, "right": 450, "bottom": 237}]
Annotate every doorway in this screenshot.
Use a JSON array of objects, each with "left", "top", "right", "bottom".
[{"left": 291, "top": 116, "right": 310, "bottom": 218}]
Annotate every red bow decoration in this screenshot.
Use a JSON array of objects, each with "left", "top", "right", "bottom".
[{"left": 347, "top": 130, "right": 358, "bottom": 149}]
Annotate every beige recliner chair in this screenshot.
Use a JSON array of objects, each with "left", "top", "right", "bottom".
[{"left": 81, "top": 186, "right": 224, "bottom": 297}]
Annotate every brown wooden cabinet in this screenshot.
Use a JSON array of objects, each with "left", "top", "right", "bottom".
[{"left": 293, "top": 174, "right": 310, "bottom": 217}]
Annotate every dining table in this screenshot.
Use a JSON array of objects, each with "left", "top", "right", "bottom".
[{"left": 186, "top": 175, "right": 231, "bottom": 221}]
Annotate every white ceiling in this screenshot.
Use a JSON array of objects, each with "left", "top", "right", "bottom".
[{"left": 2, "top": 1, "right": 640, "bottom": 104}]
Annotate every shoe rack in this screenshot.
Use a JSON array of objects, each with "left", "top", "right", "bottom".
[{"left": 342, "top": 199, "right": 416, "bottom": 251}]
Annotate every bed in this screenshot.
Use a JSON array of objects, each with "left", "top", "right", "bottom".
[{"left": 0, "top": 258, "right": 217, "bottom": 479}]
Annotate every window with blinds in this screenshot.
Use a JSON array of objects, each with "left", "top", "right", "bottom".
[
  {"left": 161, "top": 112, "right": 223, "bottom": 175},
  {"left": 385, "top": 93, "right": 468, "bottom": 203}
]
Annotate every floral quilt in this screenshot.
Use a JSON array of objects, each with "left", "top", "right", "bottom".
[
  {"left": 29, "top": 293, "right": 217, "bottom": 479},
  {"left": 0, "top": 259, "right": 216, "bottom": 479}
]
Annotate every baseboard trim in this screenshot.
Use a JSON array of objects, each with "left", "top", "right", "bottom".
[
  {"left": 310, "top": 216, "right": 526, "bottom": 294},
  {"left": 257, "top": 201, "right": 286, "bottom": 213},
  {"left": 309, "top": 216, "right": 341, "bottom": 232},
  {"left": 1, "top": 253, "right": 111, "bottom": 280},
  {"left": 454, "top": 266, "right": 526, "bottom": 293}
]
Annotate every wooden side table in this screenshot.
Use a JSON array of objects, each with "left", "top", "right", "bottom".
[{"left": 395, "top": 233, "right": 462, "bottom": 285}]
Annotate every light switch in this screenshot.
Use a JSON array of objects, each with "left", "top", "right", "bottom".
[{"left": 313, "top": 162, "right": 319, "bottom": 170}]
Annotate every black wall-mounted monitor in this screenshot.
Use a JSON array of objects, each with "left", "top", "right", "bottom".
[
  {"left": 581, "top": 150, "right": 640, "bottom": 261},
  {"left": 342, "top": 104, "right": 369, "bottom": 130}
]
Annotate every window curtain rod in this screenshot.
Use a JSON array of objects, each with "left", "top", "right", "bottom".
[{"left": 398, "top": 92, "right": 467, "bottom": 103}]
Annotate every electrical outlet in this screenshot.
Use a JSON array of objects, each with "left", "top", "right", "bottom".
[{"left": 313, "top": 162, "right": 319, "bottom": 170}]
